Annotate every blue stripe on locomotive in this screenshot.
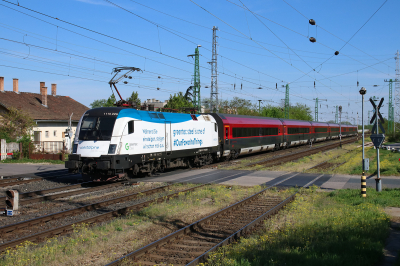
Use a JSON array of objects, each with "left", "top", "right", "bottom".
[{"left": 117, "top": 109, "right": 199, "bottom": 124}]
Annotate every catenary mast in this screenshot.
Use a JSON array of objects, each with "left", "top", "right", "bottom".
[{"left": 210, "top": 26, "right": 219, "bottom": 112}]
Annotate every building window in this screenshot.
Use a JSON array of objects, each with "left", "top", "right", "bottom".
[
  {"left": 53, "top": 130, "right": 57, "bottom": 137},
  {"left": 45, "top": 131, "right": 49, "bottom": 138},
  {"left": 34, "top": 131, "right": 41, "bottom": 142}
]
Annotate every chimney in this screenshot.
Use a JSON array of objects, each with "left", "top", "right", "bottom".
[
  {"left": 42, "top": 87, "right": 48, "bottom": 107},
  {"left": 152, "top": 98, "right": 155, "bottom": 103},
  {"left": 0, "top": 77, "right": 4, "bottom": 93},
  {"left": 40, "top": 82, "right": 45, "bottom": 94},
  {"left": 13, "top": 78, "right": 19, "bottom": 94},
  {"left": 51, "top": 84, "right": 57, "bottom": 96}
]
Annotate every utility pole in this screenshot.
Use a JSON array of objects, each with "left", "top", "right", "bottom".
[
  {"left": 339, "top": 105, "right": 342, "bottom": 147},
  {"left": 360, "top": 87, "right": 366, "bottom": 198},
  {"left": 210, "top": 26, "right": 219, "bottom": 112},
  {"left": 284, "top": 84, "right": 290, "bottom": 119},
  {"left": 313, "top": 97, "right": 327, "bottom": 122},
  {"left": 395, "top": 50, "right": 400, "bottom": 134},
  {"left": 258, "top": 100, "right": 262, "bottom": 114},
  {"left": 188, "top": 45, "right": 201, "bottom": 112}
]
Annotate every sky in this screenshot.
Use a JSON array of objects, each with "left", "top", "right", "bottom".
[{"left": 0, "top": 0, "right": 399, "bottom": 124}]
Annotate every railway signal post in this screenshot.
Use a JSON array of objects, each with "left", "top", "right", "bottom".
[
  {"left": 370, "top": 97, "right": 385, "bottom": 192},
  {"left": 5, "top": 190, "right": 19, "bottom": 216},
  {"left": 359, "top": 87, "right": 367, "bottom": 197}
]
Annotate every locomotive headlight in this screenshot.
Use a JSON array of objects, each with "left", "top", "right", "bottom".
[
  {"left": 72, "top": 144, "right": 78, "bottom": 154},
  {"left": 108, "top": 144, "right": 117, "bottom": 154}
]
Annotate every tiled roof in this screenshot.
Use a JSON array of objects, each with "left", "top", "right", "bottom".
[{"left": 0, "top": 91, "right": 89, "bottom": 121}]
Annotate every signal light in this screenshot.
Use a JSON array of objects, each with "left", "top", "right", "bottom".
[{"left": 5, "top": 190, "right": 19, "bottom": 215}]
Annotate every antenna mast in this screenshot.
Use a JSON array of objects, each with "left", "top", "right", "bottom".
[{"left": 210, "top": 26, "right": 219, "bottom": 112}]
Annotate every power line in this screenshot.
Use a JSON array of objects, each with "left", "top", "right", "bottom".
[{"left": 0, "top": 0, "right": 288, "bottom": 99}]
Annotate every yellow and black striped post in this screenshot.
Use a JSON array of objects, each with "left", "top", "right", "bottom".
[{"left": 361, "top": 172, "right": 366, "bottom": 198}]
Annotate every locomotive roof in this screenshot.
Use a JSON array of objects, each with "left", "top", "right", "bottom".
[{"left": 87, "top": 107, "right": 206, "bottom": 124}]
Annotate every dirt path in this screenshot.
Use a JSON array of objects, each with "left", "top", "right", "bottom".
[{"left": 380, "top": 207, "right": 400, "bottom": 266}]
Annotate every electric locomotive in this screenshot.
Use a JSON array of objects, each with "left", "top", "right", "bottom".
[
  {"left": 66, "top": 108, "right": 357, "bottom": 181},
  {"left": 66, "top": 107, "right": 219, "bottom": 180}
]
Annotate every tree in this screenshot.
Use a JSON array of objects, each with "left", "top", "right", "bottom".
[
  {"left": 219, "top": 97, "right": 259, "bottom": 116},
  {"left": 261, "top": 105, "right": 284, "bottom": 118},
  {"left": 0, "top": 107, "right": 35, "bottom": 158},
  {"left": 0, "top": 107, "right": 35, "bottom": 142},
  {"left": 260, "top": 103, "right": 312, "bottom": 121},
  {"left": 126, "top": 91, "right": 141, "bottom": 107},
  {"left": 90, "top": 94, "right": 116, "bottom": 108},
  {"left": 289, "top": 103, "right": 313, "bottom": 121},
  {"left": 163, "top": 92, "right": 193, "bottom": 112}
]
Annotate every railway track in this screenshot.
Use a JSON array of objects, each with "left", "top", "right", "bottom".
[
  {"left": 200, "top": 136, "right": 359, "bottom": 171},
  {"left": 0, "top": 181, "right": 126, "bottom": 206},
  {"left": 0, "top": 183, "right": 203, "bottom": 251},
  {"left": 236, "top": 137, "right": 358, "bottom": 169},
  {"left": 0, "top": 176, "right": 46, "bottom": 188},
  {"left": 107, "top": 172, "right": 320, "bottom": 265}
]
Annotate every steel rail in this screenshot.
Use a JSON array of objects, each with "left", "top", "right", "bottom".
[
  {"left": 106, "top": 171, "right": 304, "bottom": 265},
  {"left": 1, "top": 181, "right": 92, "bottom": 200},
  {"left": 0, "top": 184, "right": 171, "bottom": 236},
  {"left": 238, "top": 137, "right": 358, "bottom": 169},
  {"left": 0, "top": 177, "right": 45, "bottom": 188},
  {"left": 19, "top": 182, "right": 124, "bottom": 205},
  {"left": 0, "top": 184, "right": 205, "bottom": 252},
  {"left": 201, "top": 136, "right": 358, "bottom": 170}
]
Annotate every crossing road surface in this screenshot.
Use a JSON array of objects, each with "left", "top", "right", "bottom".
[{"left": 1, "top": 163, "right": 398, "bottom": 190}]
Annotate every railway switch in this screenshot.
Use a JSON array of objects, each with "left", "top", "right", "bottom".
[{"left": 5, "top": 190, "right": 19, "bottom": 216}]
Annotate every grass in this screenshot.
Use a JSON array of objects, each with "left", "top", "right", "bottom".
[
  {"left": 0, "top": 158, "right": 65, "bottom": 164},
  {"left": 204, "top": 186, "right": 395, "bottom": 266},
  {"left": 330, "top": 146, "right": 400, "bottom": 176},
  {"left": 230, "top": 138, "right": 400, "bottom": 176},
  {"left": 0, "top": 184, "right": 278, "bottom": 265}
]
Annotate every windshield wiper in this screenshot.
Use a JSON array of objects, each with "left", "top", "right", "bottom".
[{"left": 97, "top": 129, "right": 104, "bottom": 140}]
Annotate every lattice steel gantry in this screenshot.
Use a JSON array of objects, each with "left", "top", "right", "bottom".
[
  {"left": 284, "top": 84, "right": 289, "bottom": 119},
  {"left": 395, "top": 50, "right": 400, "bottom": 133},
  {"left": 210, "top": 26, "right": 219, "bottom": 112},
  {"left": 313, "top": 97, "right": 327, "bottom": 122},
  {"left": 188, "top": 45, "right": 201, "bottom": 112}
]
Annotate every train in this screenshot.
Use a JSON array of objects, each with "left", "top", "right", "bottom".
[{"left": 65, "top": 107, "right": 358, "bottom": 181}]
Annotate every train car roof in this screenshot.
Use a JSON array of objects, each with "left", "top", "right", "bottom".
[
  {"left": 328, "top": 123, "right": 340, "bottom": 127},
  {"left": 279, "top": 118, "right": 312, "bottom": 126},
  {"left": 212, "top": 113, "right": 283, "bottom": 126},
  {"left": 310, "top": 121, "right": 329, "bottom": 127}
]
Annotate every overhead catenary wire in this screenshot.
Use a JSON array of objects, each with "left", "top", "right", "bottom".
[
  {"left": 189, "top": 0, "right": 359, "bottom": 105},
  {"left": 0, "top": 0, "right": 289, "bottom": 99},
  {"left": 0, "top": 0, "right": 385, "bottom": 112}
]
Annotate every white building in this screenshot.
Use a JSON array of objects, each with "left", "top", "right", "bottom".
[{"left": 0, "top": 77, "right": 89, "bottom": 152}]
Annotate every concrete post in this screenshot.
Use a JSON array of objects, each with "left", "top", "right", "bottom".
[{"left": 1, "top": 139, "right": 6, "bottom": 160}]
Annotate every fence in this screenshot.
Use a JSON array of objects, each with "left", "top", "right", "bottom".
[
  {"left": 0, "top": 140, "right": 22, "bottom": 160},
  {"left": 29, "top": 141, "right": 65, "bottom": 161}
]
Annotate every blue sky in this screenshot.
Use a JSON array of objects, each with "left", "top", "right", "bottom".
[{"left": 0, "top": 0, "right": 398, "bottom": 123}]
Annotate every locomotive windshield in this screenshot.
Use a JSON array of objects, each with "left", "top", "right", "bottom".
[{"left": 79, "top": 116, "right": 116, "bottom": 140}]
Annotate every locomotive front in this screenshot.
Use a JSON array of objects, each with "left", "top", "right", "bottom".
[{"left": 65, "top": 107, "right": 128, "bottom": 181}]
